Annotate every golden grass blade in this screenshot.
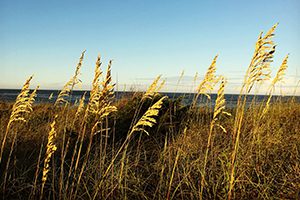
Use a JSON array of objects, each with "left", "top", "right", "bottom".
[
  {"left": 74, "top": 93, "right": 86, "bottom": 121},
  {"left": 192, "top": 55, "right": 218, "bottom": 109},
  {"left": 196, "top": 55, "right": 218, "bottom": 96},
  {"left": 40, "top": 115, "right": 58, "bottom": 200},
  {"left": 0, "top": 75, "right": 34, "bottom": 164},
  {"left": 72, "top": 50, "right": 86, "bottom": 89},
  {"left": 271, "top": 54, "right": 289, "bottom": 86},
  {"left": 193, "top": 72, "right": 198, "bottom": 83},
  {"left": 244, "top": 24, "right": 277, "bottom": 93},
  {"left": 212, "top": 77, "right": 230, "bottom": 122},
  {"left": 179, "top": 70, "right": 185, "bottom": 84},
  {"left": 157, "top": 79, "right": 166, "bottom": 92},
  {"left": 102, "top": 60, "right": 113, "bottom": 90},
  {"left": 132, "top": 96, "right": 167, "bottom": 135},
  {"left": 87, "top": 55, "right": 103, "bottom": 114},
  {"left": 228, "top": 24, "right": 278, "bottom": 200},
  {"left": 200, "top": 76, "right": 230, "bottom": 199},
  {"left": 55, "top": 50, "right": 86, "bottom": 106},
  {"left": 99, "top": 60, "right": 115, "bottom": 104},
  {"left": 96, "top": 105, "right": 117, "bottom": 123},
  {"left": 55, "top": 79, "right": 73, "bottom": 106},
  {"left": 144, "top": 75, "right": 163, "bottom": 99},
  {"left": 262, "top": 55, "right": 289, "bottom": 117},
  {"left": 48, "top": 93, "right": 53, "bottom": 100},
  {"left": 87, "top": 57, "right": 117, "bottom": 119}
]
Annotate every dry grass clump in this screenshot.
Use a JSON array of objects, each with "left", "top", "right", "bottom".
[
  {"left": 200, "top": 76, "right": 231, "bottom": 199},
  {"left": 0, "top": 24, "right": 299, "bottom": 200},
  {"left": 228, "top": 23, "right": 279, "bottom": 200},
  {"left": 0, "top": 75, "right": 36, "bottom": 163}
]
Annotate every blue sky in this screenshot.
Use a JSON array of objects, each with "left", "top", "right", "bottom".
[{"left": 0, "top": 0, "right": 299, "bottom": 94}]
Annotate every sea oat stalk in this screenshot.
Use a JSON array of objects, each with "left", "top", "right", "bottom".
[
  {"left": 228, "top": 24, "right": 277, "bottom": 200},
  {"left": 200, "top": 77, "right": 230, "bottom": 199},
  {"left": 40, "top": 115, "right": 58, "bottom": 200}
]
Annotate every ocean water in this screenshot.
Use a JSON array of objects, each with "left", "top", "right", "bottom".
[{"left": 0, "top": 89, "right": 298, "bottom": 108}]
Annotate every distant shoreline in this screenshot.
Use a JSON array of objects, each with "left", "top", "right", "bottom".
[
  {"left": 0, "top": 88, "right": 299, "bottom": 97},
  {"left": 1, "top": 89, "right": 299, "bottom": 108}
]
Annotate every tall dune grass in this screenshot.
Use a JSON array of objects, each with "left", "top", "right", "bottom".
[{"left": 0, "top": 24, "right": 299, "bottom": 199}]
